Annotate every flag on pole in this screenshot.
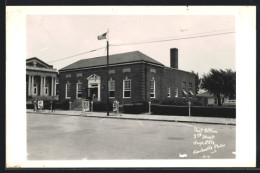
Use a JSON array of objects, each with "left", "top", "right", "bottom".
[{"left": 97, "top": 32, "right": 107, "bottom": 40}]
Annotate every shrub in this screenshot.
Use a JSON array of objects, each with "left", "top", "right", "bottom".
[
  {"left": 92, "top": 101, "right": 113, "bottom": 112},
  {"left": 151, "top": 104, "right": 235, "bottom": 118},
  {"left": 122, "top": 102, "right": 148, "bottom": 114},
  {"left": 160, "top": 98, "right": 188, "bottom": 106},
  {"left": 192, "top": 100, "right": 204, "bottom": 106}
]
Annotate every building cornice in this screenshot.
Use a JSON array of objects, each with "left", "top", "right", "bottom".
[
  {"left": 59, "top": 61, "right": 164, "bottom": 73},
  {"left": 26, "top": 66, "right": 57, "bottom": 73}
]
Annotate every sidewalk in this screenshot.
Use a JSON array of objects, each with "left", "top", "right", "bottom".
[{"left": 26, "top": 109, "right": 236, "bottom": 125}]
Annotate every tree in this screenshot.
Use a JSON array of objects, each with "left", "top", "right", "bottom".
[
  {"left": 191, "top": 70, "right": 201, "bottom": 94},
  {"left": 201, "top": 69, "right": 236, "bottom": 106}
]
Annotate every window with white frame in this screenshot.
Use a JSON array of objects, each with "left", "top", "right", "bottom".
[
  {"left": 150, "top": 79, "right": 155, "bottom": 98},
  {"left": 66, "top": 82, "right": 71, "bottom": 99},
  {"left": 123, "top": 79, "right": 131, "bottom": 98},
  {"left": 109, "top": 80, "right": 115, "bottom": 98},
  {"left": 175, "top": 88, "right": 178, "bottom": 97},
  {"left": 76, "top": 81, "right": 82, "bottom": 98},
  {"left": 167, "top": 86, "right": 171, "bottom": 97}
]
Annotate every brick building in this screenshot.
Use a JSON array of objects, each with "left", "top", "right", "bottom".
[
  {"left": 58, "top": 48, "right": 196, "bottom": 105},
  {"left": 26, "top": 57, "right": 58, "bottom": 102}
]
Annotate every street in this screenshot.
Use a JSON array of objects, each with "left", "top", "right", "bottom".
[{"left": 27, "top": 113, "right": 235, "bottom": 160}]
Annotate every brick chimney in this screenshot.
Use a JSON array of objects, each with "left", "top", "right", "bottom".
[{"left": 170, "top": 48, "right": 178, "bottom": 69}]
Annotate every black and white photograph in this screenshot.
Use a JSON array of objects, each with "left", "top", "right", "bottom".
[{"left": 6, "top": 6, "right": 256, "bottom": 168}]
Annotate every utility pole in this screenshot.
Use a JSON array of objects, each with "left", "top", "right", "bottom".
[{"left": 106, "top": 40, "right": 109, "bottom": 116}]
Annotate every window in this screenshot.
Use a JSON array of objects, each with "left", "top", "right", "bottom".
[
  {"left": 182, "top": 82, "right": 187, "bottom": 97},
  {"left": 123, "top": 68, "right": 131, "bottom": 73},
  {"left": 189, "top": 90, "right": 194, "bottom": 97},
  {"left": 188, "top": 83, "right": 194, "bottom": 97},
  {"left": 33, "top": 84, "right": 37, "bottom": 95},
  {"left": 214, "top": 98, "right": 218, "bottom": 104},
  {"left": 175, "top": 88, "right": 178, "bottom": 97},
  {"left": 109, "top": 69, "right": 115, "bottom": 74},
  {"left": 167, "top": 86, "right": 171, "bottom": 97},
  {"left": 150, "top": 68, "right": 156, "bottom": 73},
  {"left": 45, "top": 84, "right": 49, "bottom": 95},
  {"left": 123, "top": 79, "right": 131, "bottom": 98},
  {"left": 109, "top": 80, "right": 115, "bottom": 98},
  {"left": 150, "top": 79, "right": 155, "bottom": 98},
  {"left": 66, "top": 74, "right": 71, "bottom": 78},
  {"left": 76, "top": 73, "right": 82, "bottom": 77},
  {"left": 76, "top": 81, "right": 82, "bottom": 98},
  {"left": 189, "top": 83, "right": 192, "bottom": 90},
  {"left": 182, "top": 82, "right": 186, "bottom": 89},
  {"left": 182, "top": 90, "right": 188, "bottom": 97},
  {"left": 66, "top": 82, "right": 71, "bottom": 99}
]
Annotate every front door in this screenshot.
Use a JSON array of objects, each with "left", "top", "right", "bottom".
[{"left": 90, "top": 88, "right": 98, "bottom": 101}]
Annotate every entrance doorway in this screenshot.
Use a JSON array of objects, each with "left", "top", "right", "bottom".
[
  {"left": 90, "top": 88, "right": 98, "bottom": 101},
  {"left": 87, "top": 74, "right": 101, "bottom": 101}
]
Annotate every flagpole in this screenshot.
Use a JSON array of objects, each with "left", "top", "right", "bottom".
[{"left": 106, "top": 37, "right": 109, "bottom": 116}]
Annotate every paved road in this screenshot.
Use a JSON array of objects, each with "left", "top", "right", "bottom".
[{"left": 27, "top": 113, "right": 235, "bottom": 160}]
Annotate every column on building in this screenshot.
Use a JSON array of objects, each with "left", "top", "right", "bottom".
[
  {"left": 51, "top": 77, "right": 54, "bottom": 96},
  {"left": 54, "top": 77, "right": 56, "bottom": 96},
  {"left": 43, "top": 76, "right": 46, "bottom": 96},
  {"left": 28, "top": 75, "right": 31, "bottom": 96},
  {"left": 31, "top": 75, "right": 34, "bottom": 95},
  {"left": 40, "top": 76, "right": 43, "bottom": 96}
]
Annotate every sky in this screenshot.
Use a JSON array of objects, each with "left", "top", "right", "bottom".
[{"left": 27, "top": 15, "right": 236, "bottom": 77}]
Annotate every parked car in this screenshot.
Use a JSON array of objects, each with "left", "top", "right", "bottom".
[{"left": 222, "top": 100, "right": 236, "bottom": 107}]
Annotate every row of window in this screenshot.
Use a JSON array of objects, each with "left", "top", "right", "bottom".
[
  {"left": 167, "top": 82, "right": 194, "bottom": 98},
  {"left": 65, "top": 80, "right": 193, "bottom": 99},
  {"left": 65, "top": 68, "right": 157, "bottom": 78},
  {"left": 65, "top": 79, "right": 133, "bottom": 99},
  {"left": 31, "top": 83, "right": 51, "bottom": 95}
]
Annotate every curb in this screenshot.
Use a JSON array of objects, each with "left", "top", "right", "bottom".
[{"left": 27, "top": 111, "right": 236, "bottom": 126}]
